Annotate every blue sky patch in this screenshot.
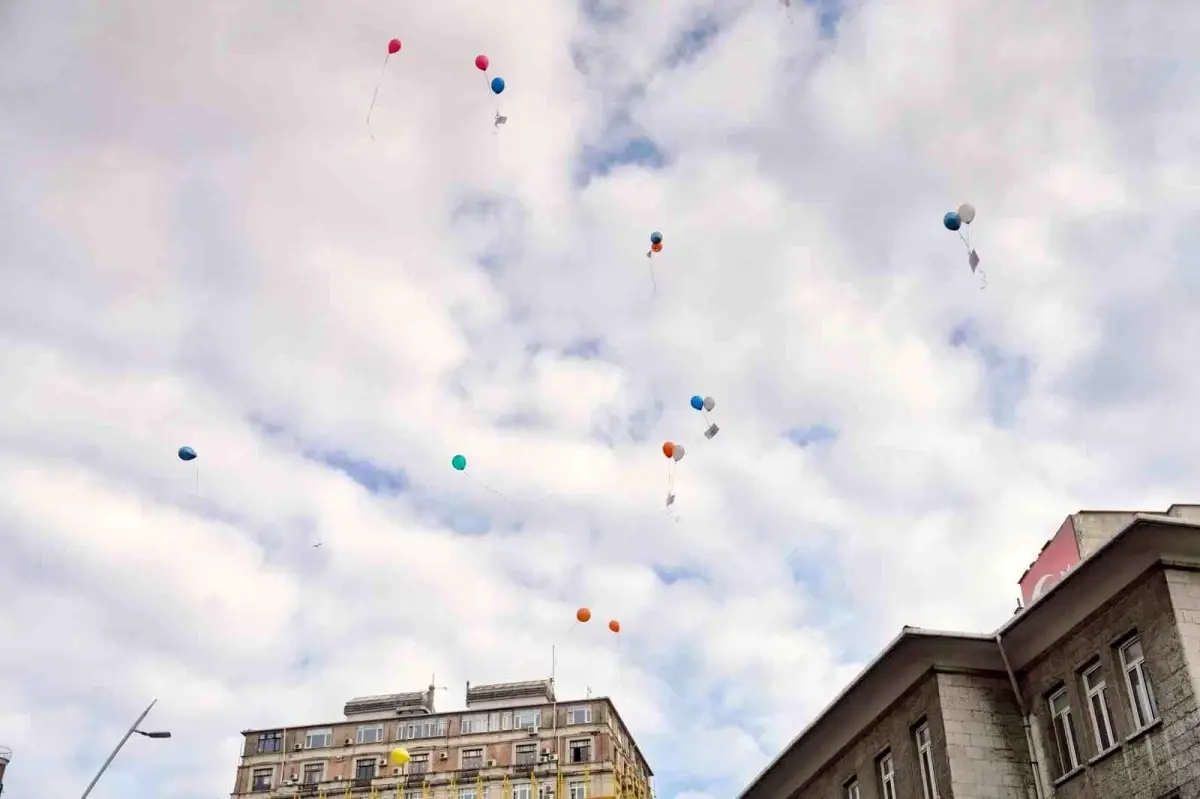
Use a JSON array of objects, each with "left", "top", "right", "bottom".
[
  {"left": 949, "top": 319, "right": 1032, "bottom": 427},
  {"left": 786, "top": 424, "right": 838, "bottom": 447},
  {"left": 315, "top": 451, "right": 408, "bottom": 496}
]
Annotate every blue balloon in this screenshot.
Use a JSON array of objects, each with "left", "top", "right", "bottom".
[
  {"left": 650, "top": 231, "right": 663, "bottom": 245},
  {"left": 491, "top": 77, "right": 505, "bottom": 95},
  {"left": 178, "top": 446, "right": 197, "bottom": 462},
  {"left": 943, "top": 211, "right": 961, "bottom": 231},
  {"left": 690, "top": 395, "right": 704, "bottom": 411}
]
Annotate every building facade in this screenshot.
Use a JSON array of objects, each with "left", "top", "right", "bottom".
[
  {"left": 231, "top": 679, "right": 653, "bottom": 799},
  {"left": 739, "top": 504, "right": 1200, "bottom": 799},
  {"left": 0, "top": 745, "right": 9, "bottom": 796}
]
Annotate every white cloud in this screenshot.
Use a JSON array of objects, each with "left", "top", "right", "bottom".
[{"left": 1, "top": 0, "right": 1198, "bottom": 797}]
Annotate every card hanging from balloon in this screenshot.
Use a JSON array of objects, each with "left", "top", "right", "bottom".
[
  {"left": 944, "top": 203, "right": 985, "bottom": 289},
  {"left": 367, "top": 39, "right": 402, "bottom": 141}
]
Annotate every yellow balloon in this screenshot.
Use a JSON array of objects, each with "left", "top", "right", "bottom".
[{"left": 390, "top": 748, "right": 411, "bottom": 766}]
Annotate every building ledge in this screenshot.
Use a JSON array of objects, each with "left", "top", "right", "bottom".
[
  {"left": 1052, "top": 766, "right": 1084, "bottom": 788},
  {"left": 1125, "top": 717, "right": 1163, "bottom": 745},
  {"left": 1087, "top": 744, "right": 1121, "bottom": 767}
]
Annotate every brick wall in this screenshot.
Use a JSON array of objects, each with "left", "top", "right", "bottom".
[
  {"left": 790, "top": 671, "right": 954, "bottom": 799},
  {"left": 937, "top": 673, "right": 1037, "bottom": 799},
  {"left": 1018, "top": 566, "right": 1200, "bottom": 798}
]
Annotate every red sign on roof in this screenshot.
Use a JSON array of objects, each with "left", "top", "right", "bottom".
[{"left": 1019, "top": 516, "right": 1082, "bottom": 606}]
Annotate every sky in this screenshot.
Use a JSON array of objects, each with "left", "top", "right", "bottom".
[{"left": 0, "top": 0, "right": 1198, "bottom": 797}]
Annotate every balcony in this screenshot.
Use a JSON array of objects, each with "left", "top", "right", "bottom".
[
  {"left": 353, "top": 778, "right": 373, "bottom": 789},
  {"left": 298, "top": 785, "right": 319, "bottom": 796}
]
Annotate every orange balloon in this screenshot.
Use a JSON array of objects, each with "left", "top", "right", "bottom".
[
  {"left": 662, "top": 441, "right": 675, "bottom": 458},
  {"left": 608, "top": 620, "right": 621, "bottom": 633},
  {"left": 576, "top": 607, "right": 591, "bottom": 623},
  {"left": 651, "top": 242, "right": 663, "bottom": 252}
]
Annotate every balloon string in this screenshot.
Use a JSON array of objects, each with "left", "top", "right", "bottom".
[
  {"left": 647, "top": 258, "right": 657, "bottom": 295},
  {"left": 366, "top": 53, "right": 391, "bottom": 141},
  {"left": 978, "top": 268, "right": 988, "bottom": 290},
  {"left": 616, "top": 635, "right": 624, "bottom": 696}
]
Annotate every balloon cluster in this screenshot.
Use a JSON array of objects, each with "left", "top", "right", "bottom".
[{"left": 576, "top": 607, "right": 620, "bottom": 634}]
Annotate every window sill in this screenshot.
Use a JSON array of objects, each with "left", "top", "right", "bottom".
[
  {"left": 1125, "top": 718, "right": 1163, "bottom": 744},
  {"left": 1088, "top": 744, "right": 1121, "bottom": 766},
  {"left": 1053, "top": 766, "right": 1085, "bottom": 788}
]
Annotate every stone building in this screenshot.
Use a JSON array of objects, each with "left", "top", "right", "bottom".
[
  {"left": 738, "top": 504, "right": 1200, "bottom": 799},
  {"left": 230, "top": 678, "right": 653, "bottom": 799}
]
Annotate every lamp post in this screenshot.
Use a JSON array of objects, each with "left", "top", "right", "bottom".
[{"left": 79, "top": 699, "right": 171, "bottom": 799}]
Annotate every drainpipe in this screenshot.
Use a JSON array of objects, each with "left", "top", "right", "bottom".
[{"left": 995, "top": 633, "right": 1046, "bottom": 799}]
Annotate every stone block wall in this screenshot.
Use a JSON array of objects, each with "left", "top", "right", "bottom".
[
  {"left": 937, "top": 672, "right": 1037, "bottom": 799},
  {"left": 791, "top": 671, "right": 952, "bottom": 799},
  {"left": 1018, "top": 567, "right": 1200, "bottom": 798}
]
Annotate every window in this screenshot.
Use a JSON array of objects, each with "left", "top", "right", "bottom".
[
  {"left": 877, "top": 752, "right": 896, "bottom": 799},
  {"left": 355, "top": 757, "right": 377, "bottom": 781},
  {"left": 462, "top": 714, "right": 490, "bottom": 734},
  {"left": 1120, "top": 637, "right": 1159, "bottom": 730},
  {"left": 405, "top": 718, "right": 447, "bottom": 739},
  {"left": 844, "top": 779, "right": 860, "bottom": 799},
  {"left": 515, "top": 743, "right": 538, "bottom": 765},
  {"left": 303, "top": 763, "right": 325, "bottom": 785},
  {"left": 462, "top": 748, "right": 484, "bottom": 769},
  {"left": 406, "top": 792, "right": 423, "bottom": 799},
  {"left": 567, "top": 706, "right": 592, "bottom": 725},
  {"left": 513, "top": 784, "right": 532, "bottom": 799},
  {"left": 569, "top": 739, "right": 592, "bottom": 764},
  {"left": 513, "top": 709, "right": 541, "bottom": 729},
  {"left": 357, "top": 724, "right": 384, "bottom": 744},
  {"left": 252, "top": 768, "right": 273, "bottom": 791},
  {"left": 1049, "top": 688, "right": 1081, "bottom": 776},
  {"left": 915, "top": 723, "right": 940, "bottom": 799},
  {"left": 305, "top": 728, "right": 333, "bottom": 749},
  {"left": 569, "top": 782, "right": 589, "bottom": 799},
  {"left": 256, "top": 731, "right": 282, "bottom": 754},
  {"left": 410, "top": 754, "right": 430, "bottom": 774},
  {"left": 1082, "top": 664, "right": 1115, "bottom": 752},
  {"left": 460, "top": 789, "right": 477, "bottom": 799}
]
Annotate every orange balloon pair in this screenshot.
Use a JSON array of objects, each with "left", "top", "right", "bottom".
[{"left": 575, "top": 607, "right": 620, "bottom": 633}]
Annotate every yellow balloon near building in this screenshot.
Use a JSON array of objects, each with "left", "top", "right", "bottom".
[{"left": 390, "top": 748, "right": 411, "bottom": 766}]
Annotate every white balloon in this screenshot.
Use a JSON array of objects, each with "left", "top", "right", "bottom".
[
  {"left": 957, "top": 203, "right": 976, "bottom": 225},
  {"left": 673, "top": 444, "right": 686, "bottom": 461},
  {"left": 702, "top": 396, "right": 715, "bottom": 412}
]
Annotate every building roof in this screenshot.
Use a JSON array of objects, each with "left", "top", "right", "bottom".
[{"left": 738, "top": 513, "right": 1200, "bottom": 799}]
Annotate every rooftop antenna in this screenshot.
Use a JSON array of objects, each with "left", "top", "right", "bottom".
[{"left": 586, "top": 686, "right": 592, "bottom": 699}]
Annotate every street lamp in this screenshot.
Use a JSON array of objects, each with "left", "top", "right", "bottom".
[{"left": 79, "top": 699, "right": 171, "bottom": 799}]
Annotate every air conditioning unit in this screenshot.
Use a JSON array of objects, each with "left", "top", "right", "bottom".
[
  {"left": 438, "top": 752, "right": 449, "bottom": 761},
  {"left": 548, "top": 754, "right": 558, "bottom": 762},
  {"left": 525, "top": 725, "right": 538, "bottom": 736},
  {"left": 290, "top": 774, "right": 298, "bottom": 781},
  {"left": 379, "top": 758, "right": 388, "bottom": 767},
  {"left": 486, "top": 759, "right": 496, "bottom": 768},
  {"left": 393, "top": 767, "right": 402, "bottom": 776},
  {"left": 335, "top": 776, "right": 343, "bottom": 782},
  {"left": 294, "top": 743, "right": 303, "bottom": 751},
  {"left": 541, "top": 748, "right": 552, "bottom": 755},
  {"left": 344, "top": 738, "right": 353, "bottom": 746}
]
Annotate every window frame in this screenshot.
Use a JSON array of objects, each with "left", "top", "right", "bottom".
[
  {"left": 513, "top": 709, "right": 542, "bottom": 729},
  {"left": 256, "top": 731, "right": 282, "bottom": 754},
  {"left": 1119, "top": 636, "right": 1159, "bottom": 730},
  {"left": 405, "top": 718, "right": 447, "bottom": 740},
  {"left": 409, "top": 754, "right": 430, "bottom": 774},
  {"left": 514, "top": 742, "right": 539, "bottom": 766},
  {"left": 568, "top": 781, "right": 589, "bottom": 799},
  {"left": 1049, "top": 687, "right": 1081, "bottom": 776},
  {"left": 461, "top": 713, "right": 490, "bottom": 735},
  {"left": 355, "top": 756, "right": 378, "bottom": 781},
  {"left": 251, "top": 767, "right": 274, "bottom": 792},
  {"left": 304, "top": 728, "right": 333, "bottom": 749},
  {"left": 302, "top": 762, "right": 325, "bottom": 785},
  {"left": 460, "top": 788, "right": 478, "bottom": 799},
  {"left": 914, "top": 722, "right": 940, "bottom": 799},
  {"left": 567, "top": 705, "right": 593, "bottom": 725},
  {"left": 461, "top": 747, "right": 484, "bottom": 769},
  {"left": 356, "top": 724, "right": 384, "bottom": 745},
  {"left": 568, "top": 738, "right": 592, "bottom": 764},
  {"left": 843, "top": 777, "right": 860, "bottom": 799},
  {"left": 1081, "top": 663, "right": 1116, "bottom": 752},
  {"left": 512, "top": 783, "right": 533, "bottom": 799},
  {"left": 877, "top": 751, "right": 896, "bottom": 799}
]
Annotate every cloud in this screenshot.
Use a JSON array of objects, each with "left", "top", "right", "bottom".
[{"left": 1, "top": 0, "right": 1198, "bottom": 797}]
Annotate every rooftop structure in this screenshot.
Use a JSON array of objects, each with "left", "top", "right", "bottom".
[{"left": 232, "top": 679, "right": 651, "bottom": 799}]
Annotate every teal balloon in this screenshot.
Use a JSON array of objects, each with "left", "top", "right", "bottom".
[
  {"left": 178, "top": 446, "right": 197, "bottom": 461},
  {"left": 452, "top": 454, "right": 467, "bottom": 471},
  {"left": 943, "top": 211, "right": 962, "bottom": 231}
]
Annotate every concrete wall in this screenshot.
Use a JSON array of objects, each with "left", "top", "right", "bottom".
[
  {"left": 789, "top": 671, "right": 953, "bottom": 799},
  {"left": 1072, "top": 512, "right": 1140, "bottom": 559},
  {"left": 1018, "top": 567, "right": 1200, "bottom": 799},
  {"left": 937, "top": 673, "right": 1037, "bottom": 799}
]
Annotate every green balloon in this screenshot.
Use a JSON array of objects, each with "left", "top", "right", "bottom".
[{"left": 451, "top": 454, "right": 467, "bottom": 471}]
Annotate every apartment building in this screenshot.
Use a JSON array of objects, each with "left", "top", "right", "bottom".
[
  {"left": 231, "top": 678, "right": 653, "bottom": 799},
  {"left": 739, "top": 504, "right": 1200, "bottom": 799}
]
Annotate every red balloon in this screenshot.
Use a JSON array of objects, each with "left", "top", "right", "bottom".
[
  {"left": 388, "top": 39, "right": 401, "bottom": 55},
  {"left": 475, "top": 54, "right": 489, "bottom": 71}
]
